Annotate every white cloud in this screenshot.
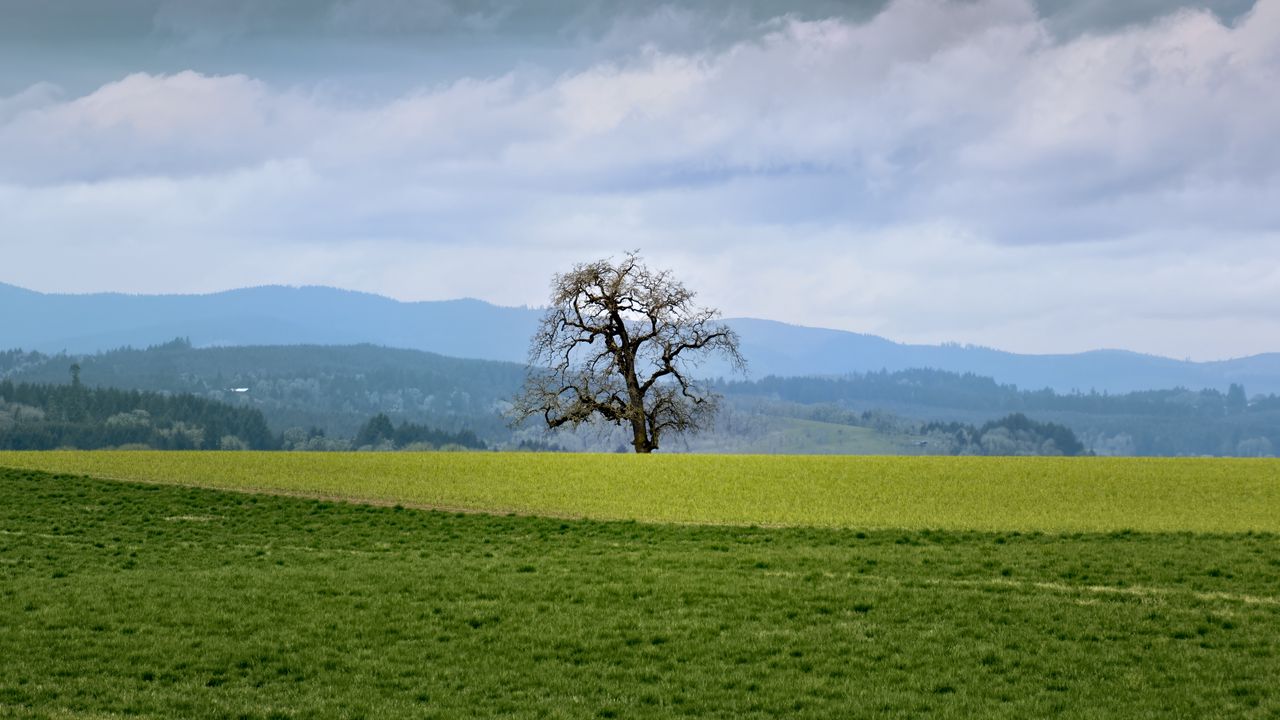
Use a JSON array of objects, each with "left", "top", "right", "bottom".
[
  {"left": 0, "top": 72, "right": 316, "bottom": 183},
  {"left": 0, "top": 82, "right": 64, "bottom": 124},
  {"left": 1, "top": 0, "right": 1278, "bottom": 359}
]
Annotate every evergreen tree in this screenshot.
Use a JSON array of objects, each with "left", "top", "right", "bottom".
[{"left": 354, "top": 413, "right": 396, "bottom": 447}]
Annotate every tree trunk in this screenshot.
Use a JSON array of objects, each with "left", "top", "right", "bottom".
[
  {"left": 630, "top": 417, "right": 653, "bottom": 453},
  {"left": 622, "top": 357, "right": 653, "bottom": 453}
]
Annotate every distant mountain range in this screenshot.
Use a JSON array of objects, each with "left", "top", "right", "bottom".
[{"left": 3, "top": 281, "right": 1279, "bottom": 394}]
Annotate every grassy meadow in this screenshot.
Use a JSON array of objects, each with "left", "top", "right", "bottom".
[
  {"left": 1, "top": 454, "right": 1278, "bottom": 718},
  {"left": 0, "top": 450, "right": 1277, "bottom": 532}
]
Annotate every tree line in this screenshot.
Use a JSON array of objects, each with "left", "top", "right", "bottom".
[
  {"left": 719, "top": 369, "right": 1270, "bottom": 418},
  {"left": 921, "top": 414, "right": 1086, "bottom": 456},
  {"left": 0, "top": 376, "right": 484, "bottom": 452},
  {"left": 0, "top": 377, "right": 276, "bottom": 450},
  {"left": 0, "top": 340, "right": 519, "bottom": 441},
  {"left": 716, "top": 370, "right": 1279, "bottom": 456}
]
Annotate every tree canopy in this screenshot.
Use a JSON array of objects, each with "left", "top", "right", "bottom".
[{"left": 512, "top": 253, "right": 744, "bottom": 453}]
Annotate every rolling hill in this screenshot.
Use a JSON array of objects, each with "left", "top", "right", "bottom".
[{"left": 3, "top": 281, "right": 1278, "bottom": 394}]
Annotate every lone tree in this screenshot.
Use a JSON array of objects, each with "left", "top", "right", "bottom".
[{"left": 512, "top": 252, "right": 745, "bottom": 453}]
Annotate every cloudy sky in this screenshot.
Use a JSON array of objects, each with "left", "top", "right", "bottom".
[{"left": 1, "top": 0, "right": 1276, "bottom": 360}]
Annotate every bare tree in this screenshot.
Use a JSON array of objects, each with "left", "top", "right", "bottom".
[{"left": 511, "top": 252, "right": 745, "bottom": 453}]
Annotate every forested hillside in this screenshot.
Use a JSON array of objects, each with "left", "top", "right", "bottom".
[
  {"left": 2, "top": 343, "right": 1276, "bottom": 456},
  {"left": 719, "top": 370, "right": 1280, "bottom": 456},
  {"left": 1, "top": 340, "right": 521, "bottom": 441},
  {"left": 0, "top": 377, "right": 276, "bottom": 450}
]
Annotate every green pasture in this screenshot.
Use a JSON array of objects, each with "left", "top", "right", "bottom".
[
  {"left": 0, "top": 451, "right": 1277, "bottom": 533},
  {"left": 715, "top": 416, "right": 923, "bottom": 454},
  {"left": 2, "top": 468, "right": 1277, "bottom": 719}
]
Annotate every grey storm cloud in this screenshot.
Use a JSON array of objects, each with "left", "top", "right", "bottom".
[
  {"left": 0, "top": 0, "right": 1276, "bottom": 360},
  {"left": 2, "top": 0, "right": 1275, "bottom": 233}
]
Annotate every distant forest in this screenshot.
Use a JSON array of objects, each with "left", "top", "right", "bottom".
[
  {"left": 719, "top": 370, "right": 1269, "bottom": 417},
  {"left": 2, "top": 342, "right": 1277, "bottom": 456},
  {"left": 0, "top": 377, "right": 276, "bottom": 450},
  {"left": 718, "top": 370, "right": 1279, "bottom": 456},
  {"left": 0, "top": 340, "right": 519, "bottom": 442}
]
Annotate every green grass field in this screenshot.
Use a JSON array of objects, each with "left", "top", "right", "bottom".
[
  {"left": 0, "top": 451, "right": 1277, "bottom": 532},
  {"left": 2, "top": 467, "right": 1278, "bottom": 719},
  {"left": 2, "top": 454, "right": 1278, "bottom": 718}
]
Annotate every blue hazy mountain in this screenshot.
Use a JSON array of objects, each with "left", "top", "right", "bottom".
[
  {"left": 720, "top": 318, "right": 1280, "bottom": 395},
  {"left": 0, "top": 282, "right": 538, "bottom": 367},
  {"left": 2, "top": 282, "right": 1277, "bottom": 394}
]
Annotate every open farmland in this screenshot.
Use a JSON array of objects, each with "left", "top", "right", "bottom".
[
  {"left": 1, "top": 466, "right": 1278, "bottom": 719},
  {"left": 0, "top": 451, "right": 1277, "bottom": 533}
]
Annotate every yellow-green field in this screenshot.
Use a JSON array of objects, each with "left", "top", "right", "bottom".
[{"left": 1, "top": 450, "right": 1276, "bottom": 533}]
